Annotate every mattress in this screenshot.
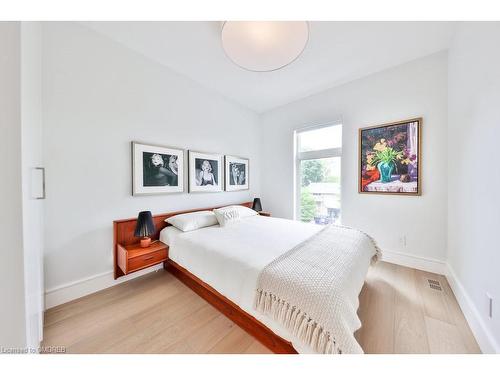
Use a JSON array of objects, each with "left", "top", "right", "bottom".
[{"left": 160, "top": 215, "right": 322, "bottom": 353}]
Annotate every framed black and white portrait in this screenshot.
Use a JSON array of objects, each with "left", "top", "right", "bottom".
[
  {"left": 132, "top": 142, "right": 184, "bottom": 195},
  {"left": 224, "top": 155, "right": 249, "bottom": 192},
  {"left": 188, "top": 150, "right": 223, "bottom": 193}
]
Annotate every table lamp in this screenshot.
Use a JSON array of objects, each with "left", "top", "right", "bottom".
[{"left": 134, "top": 211, "right": 156, "bottom": 248}]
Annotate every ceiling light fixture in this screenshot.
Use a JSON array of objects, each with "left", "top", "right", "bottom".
[{"left": 221, "top": 21, "right": 309, "bottom": 72}]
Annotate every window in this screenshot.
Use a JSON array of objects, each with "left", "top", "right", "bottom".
[{"left": 294, "top": 124, "right": 342, "bottom": 225}]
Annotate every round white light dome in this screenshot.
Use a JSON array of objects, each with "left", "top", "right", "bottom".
[{"left": 221, "top": 21, "right": 309, "bottom": 72}]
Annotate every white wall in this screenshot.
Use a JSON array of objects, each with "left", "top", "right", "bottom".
[
  {"left": 42, "top": 22, "right": 261, "bottom": 305},
  {"left": 0, "top": 22, "right": 27, "bottom": 348},
  {"left": 260, "top": 52, "right": 448, "bottom": 267},
  {"left": 447, "top": 22, "right": 500, "bottom": 352},
  {"left": 21, "top": 21, "right": 45, "bottom": 347}
]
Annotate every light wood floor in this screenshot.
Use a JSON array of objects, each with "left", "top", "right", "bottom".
[{"left": 43, "top": 261, "right": 480, "bottom": 354}]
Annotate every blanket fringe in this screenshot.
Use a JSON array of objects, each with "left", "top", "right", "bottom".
[{"left": 254, "top": 290, "right": 340, "bottom": 354}]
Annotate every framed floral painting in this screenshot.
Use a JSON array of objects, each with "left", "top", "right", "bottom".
[{"left": 359, "top": 118, "right": 421, "bottom": 195}]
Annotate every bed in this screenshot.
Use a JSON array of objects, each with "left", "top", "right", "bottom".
[{"left": 113, "top": 202, "right": 379, "bottom": 354}]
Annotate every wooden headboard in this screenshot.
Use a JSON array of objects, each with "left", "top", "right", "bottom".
[{"left": 113, "top": 201, "right": 253, "bottom": 278}]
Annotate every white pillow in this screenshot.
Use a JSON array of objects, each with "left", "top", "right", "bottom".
[
  {"left": 213, "top": 205, "right": 257, "bottom": 227},
  {"left": 165, "top": 211, "right": 218, "bottom": 232},
  {"left": 220, "top": 205, "right": 259, "bottom": 218},
  {"left": 213, "top": 207, "right": 240, "bottom": 227}
]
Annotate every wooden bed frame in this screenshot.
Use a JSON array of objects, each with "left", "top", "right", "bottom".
[{"left": 113, "top": 202, "right": 297, "bottom": 354}]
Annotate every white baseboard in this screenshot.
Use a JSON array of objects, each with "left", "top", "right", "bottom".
[
  {"left": 382, "top": 250, "right": 446, "bottom": 274},
  {"left": 445, "top": 264, "right": 500, "bottom": 354},
  {"left": 44, "top": 264, "right": 164, "bottom": 309}
]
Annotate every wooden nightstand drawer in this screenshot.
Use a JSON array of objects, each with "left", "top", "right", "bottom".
[
  {"left": 128, "top": 249, "right": 167, "bottom": 272},
  {"left": 117, "top": 241, "right": 169, "bottom": 276}
]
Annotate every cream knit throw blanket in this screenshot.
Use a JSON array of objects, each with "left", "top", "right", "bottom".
[{"left": 254, "top": 225, "right": 381, "bottom": 354}]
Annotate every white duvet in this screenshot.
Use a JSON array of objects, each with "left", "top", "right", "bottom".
[{"left": 160, "top": 215, "right": 353, "bottom": 353}]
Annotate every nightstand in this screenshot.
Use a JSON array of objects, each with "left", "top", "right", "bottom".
[
  {"left": 258, "top": 212, "right": 271, "bottom": 217},
  {"left": 117, "top": 241, "right": 168, "bottom": 276}
]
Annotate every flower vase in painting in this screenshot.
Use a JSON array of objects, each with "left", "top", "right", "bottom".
[
  {"left": 359, "top": 119, "right": 421, "bottom": 195},
  {"left": 377, "top": 161, "right": 394, "bottom": 183}
]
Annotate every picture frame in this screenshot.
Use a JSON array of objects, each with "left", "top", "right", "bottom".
[
  {"left": 224, "top": 155, "right": 249, "bottom": 192},
  {"left": 188, "top": 150, "right": 224, "bottom": 193},
  {"left": 358, "top": 118, "right": 422, "bottom": 195},
  {"left": 132, "top": 141, "right": 184, "bottom": 196}
]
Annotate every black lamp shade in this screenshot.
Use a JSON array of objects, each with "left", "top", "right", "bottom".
[
  {"left": 252, "top": 198, "right": 262, "bottom": 212},
  {"left": 134, "top": 211, "right": 155, "bottom": 238}
]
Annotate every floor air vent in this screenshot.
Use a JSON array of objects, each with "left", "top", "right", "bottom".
[{"left": 428, "top": 279, "right": 442, "bottom": 291}]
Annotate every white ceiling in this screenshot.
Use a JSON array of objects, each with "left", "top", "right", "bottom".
[{"left": 82, "top": 21, "right": 456, "bottom": 113}]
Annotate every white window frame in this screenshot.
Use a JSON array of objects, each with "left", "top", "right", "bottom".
[{"left": 293, "top": 122, "right": 343, "bottom": 221}]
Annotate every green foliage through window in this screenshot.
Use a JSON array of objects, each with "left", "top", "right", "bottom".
[
  {"left": 300, "top": 188, "right": 316, "bottom": 222},
  {"left": 301, "top": 160, "right": 324, "bottom": 186}
]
